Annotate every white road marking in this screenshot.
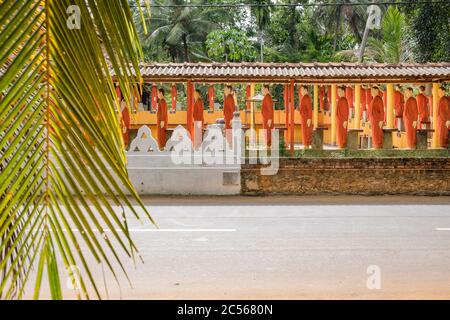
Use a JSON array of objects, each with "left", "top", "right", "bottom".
[
  {"left": 435, "top": 228, "right": 450, "bottom": 231},
  {"left": 66, "top": 228, "right": 237, "bottom": 233}
]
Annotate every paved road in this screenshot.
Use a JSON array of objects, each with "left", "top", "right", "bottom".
[{"left": 32, "top": 196, "right": 450, "bottom": 299}]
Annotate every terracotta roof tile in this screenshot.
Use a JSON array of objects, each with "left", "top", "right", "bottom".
[{"left": 115, "top": 62, "right": 450, "bottom": 83}]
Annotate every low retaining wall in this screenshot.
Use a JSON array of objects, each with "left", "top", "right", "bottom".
[
  {"left": 126, "top": 154, "right": 241, "bottom": 195},
  {"left": 241, "top": 157, "right": 450, "bottom": 195}
]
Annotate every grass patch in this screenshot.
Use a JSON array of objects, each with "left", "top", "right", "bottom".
[{"left": 290, "top": 148, "right": 449, "bottom": 158}]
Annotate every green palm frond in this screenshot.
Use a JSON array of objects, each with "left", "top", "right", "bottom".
[
  {"left": 366, "top": 6, "right": 414, "bottom": 63},
  {"left": 0, "top": 0, "right": 154, "bottom": 299},
  {"left": 166, "top": 22, "right": 185, "bottom": 46}
]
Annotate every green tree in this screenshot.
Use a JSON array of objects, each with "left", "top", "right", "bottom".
[
  {"left": 402, "top": 0, "right": 450, "bottom": 62},
  {"left": 367, "top": 6, "right": 413, "bottom": 63},
  {"left": 1, "top": 0, "right": 153, "bottom": 299},
  {"left": 137, "top": 0, "right": 227, "bottom": 62},
  {"left": 250, "top": 0, "right": 272, "bottom": 61},
  {"left": 314, "top": 0, "right": 367, "bottom": 52},
  {"left": 206, "top": 29, "right": 257, "bottom": 62}
]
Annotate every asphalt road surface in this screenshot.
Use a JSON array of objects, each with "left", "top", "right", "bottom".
[{"left": 29, "top": 196, "right": 450, "bottom": 299}]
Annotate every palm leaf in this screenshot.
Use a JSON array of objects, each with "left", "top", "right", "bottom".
[{"left": 0, "top": 0, "right": 154, "bottom": 299}]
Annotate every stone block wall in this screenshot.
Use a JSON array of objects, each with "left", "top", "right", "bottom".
[{"left": 241, "top": 158, "right": 450, "bottom": 195}]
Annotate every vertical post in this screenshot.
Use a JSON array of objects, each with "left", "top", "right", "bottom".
[
  {"left": 171, "top": 84, "right": 177, "bottom": 112},
  {"left": 284, "top": 84, "right": 290, "bottom": 147},
  {"left": 432, "top": 82, "right": 439, "bottom": 148},
  {"left": 354, "top": 84, "right": 361, "bottom": 129},
  {"left": 290, "top": 80, "right": 295, "bottom": 154},
  {"left": 186, "top": 80, "right": 193, "bottom": 137},
  {"left": 331, "top": 84, "right": 337, "bottom": 145},
  {"left": 313, "top": 84, "right": 319, "bottom": 128},
  {"left": 208, "top": 85, "right": 215, "bottom": 111},
  {"left": 386, "top": 83, "right": 394, "bottom": 128}
]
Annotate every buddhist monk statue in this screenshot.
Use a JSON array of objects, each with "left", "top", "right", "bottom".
[
  {"left": 394, "top": 84, "right": 404, "bottom": 130},
  {"left": 417, "top": 85, "right": 429, "bottom": 129},
  {"left": 156, "top": 88, "right": 168, "bottom": 150},
  {"left": 120, "top": 99, "right": 130, "bottom": 148},
  {"left": 223, "top": 85, "right": 235, "bottom": 146},
  {"left": 403, "top": 87, "right": 418, "bottom": 149},
  {"left": 299, "top": 85, "right": 313, "bottom": 148},
  {"left": 193, "top": 89, "right": 204, "bottom": 149},
  {"left": 369, "top": 86, "right": 385, "bottom": 149},
  {"left": 261, "top": 84, "right": 274, "bottom": 147},
  {"left": 336, "top": 86, "right": 350, "bottom": 149},
  {"left": 437, "top": 86, "right": 450, "bottom": 148}
]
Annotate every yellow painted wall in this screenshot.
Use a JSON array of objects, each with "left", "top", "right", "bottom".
[{"left": 130, "top": 109, "right": 417, "bottom": 147}]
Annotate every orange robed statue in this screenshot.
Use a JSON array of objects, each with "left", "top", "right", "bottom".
[
  {"left": 299, "top": 85, "right": 313, "bottom": 147},
  {"left": 261, "top": 85, "right": 274, "bottom": 147},
  {"left": 345, "top": 85, "right": 354, "bottom": 109},
  {"left": 437, "top": 86, "right": 450, "bottom": 148},
  {"left": 223, "top": 85, "right": 235, "bottom": 145},
  {"left": 403, "top": 87, "right": 418, "bottom": 149},
  {"left": 336, "top": 86, "right": 349, "bottom": 148},
  {"left": 120, "top": 100, "right": 131, "bottom": 148},
  {"left": 417, "top": 86, "right": 429, "bottom": 129},
  {"left": 193, "top": 89, "right": 204, "bottom": 149},
  {"left": 394, "top": 84, "right": 404, "bottom": 129},
  {"left": 223, "top": 85, "right": 235, "bottom": 129},
  {"left": 369, "top": 86, "right": 385, "bottom": 149},
  {"left": 156, "top": 88, "right": 168, "bottom": 150}
]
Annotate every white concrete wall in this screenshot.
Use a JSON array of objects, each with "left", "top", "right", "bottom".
[{"left": 125, "top": 153, "right": 241, "bottom": 195}]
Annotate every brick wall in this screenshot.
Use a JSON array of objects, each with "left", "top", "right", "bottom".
[{"left": 241, "top": 158, "right": 450, "bottom": 195}]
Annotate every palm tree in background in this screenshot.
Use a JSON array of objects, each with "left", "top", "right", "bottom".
[
  {"left": 0, "top": 0, "right": 154, "bottom": 299},
  {"left": 367, "top": 6, "right": 413, "bottom": 63},
  {"left": 139, "top": 0, "right": 221, "bottom": 62},
  {"left": 250, "top": 0, "right": 271, "bottom": 62},
  {"left": 334, "top": 5, "right": 413, "bottom": 63},
  {"left": 314, "top": 0, "right": 367, "bottom": 52}
]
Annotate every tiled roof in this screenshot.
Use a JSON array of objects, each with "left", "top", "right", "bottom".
[{"left": 133, "top": 62, "right": 450, "bottom": 84}]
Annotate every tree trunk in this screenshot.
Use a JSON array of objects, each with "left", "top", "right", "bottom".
[
  {"left": 182, "top": 33, "right": 189, "bottom": 62},
  {"left": 259, "top": 30, "right": 264, "bottom": 62}
]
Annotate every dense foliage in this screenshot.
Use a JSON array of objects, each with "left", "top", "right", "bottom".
[{"left": 133, "top": 0, "right": 448, "bottom": 64}]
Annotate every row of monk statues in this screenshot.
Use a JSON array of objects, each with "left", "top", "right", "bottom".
[{"left": 117, "top": 83, "right": 449, "bottom": 151}]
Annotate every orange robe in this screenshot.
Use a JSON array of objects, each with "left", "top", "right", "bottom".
[
  {"left": 416, "top": 93, "right": 429, "bottom": 128},
  {"left": 156, "top": 98, "right": 168, "bottom": 149},
  {"left": 224, "top": 94, "right": 235, "bottom": 129},
  {"left": 346, "top": 87, "right": 354, "bottom": 109},
  {"left": 326, "top": 87, "right": 331, "bottom": 111},
  {"left": 208, "top": 86, "right": 215, "bottom": 111},
  {"left": 437, "top": 96, "right": 449, "bottom": 148},
  {"left": 299, "top": 94, "right": 313, "bottom": 146},
  {"left": 404, "top": 97, "right": 418, "bottom": 148},
  {"left": 394, "top": 90, "right": 404, "bottom": 129},
  {"left": 319, "top": 86, "right": 325, "bottom": 111},
  {"left": 262, "top": 94, "right": 274, "bottom": 146},
  {"left": 115, "top": 86, "right": 122, "bottom": 102},
  {"left": 394, "top": 91, "right": 404, "bottom": 116},
  {"left": 121, "top": 105, "right": 130, "bottom": 147},
  {"left": 380, "top": 91, "right": 387, "bottom": 122},
  {"left": 370, "top": 96, "right": 384, "bottom": 148},
  {"left": 193, "top": 99, "right": 204, "bottom": 148},
  {"left": 336, "top": 97, "right": 349, "bottom": 148}
]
